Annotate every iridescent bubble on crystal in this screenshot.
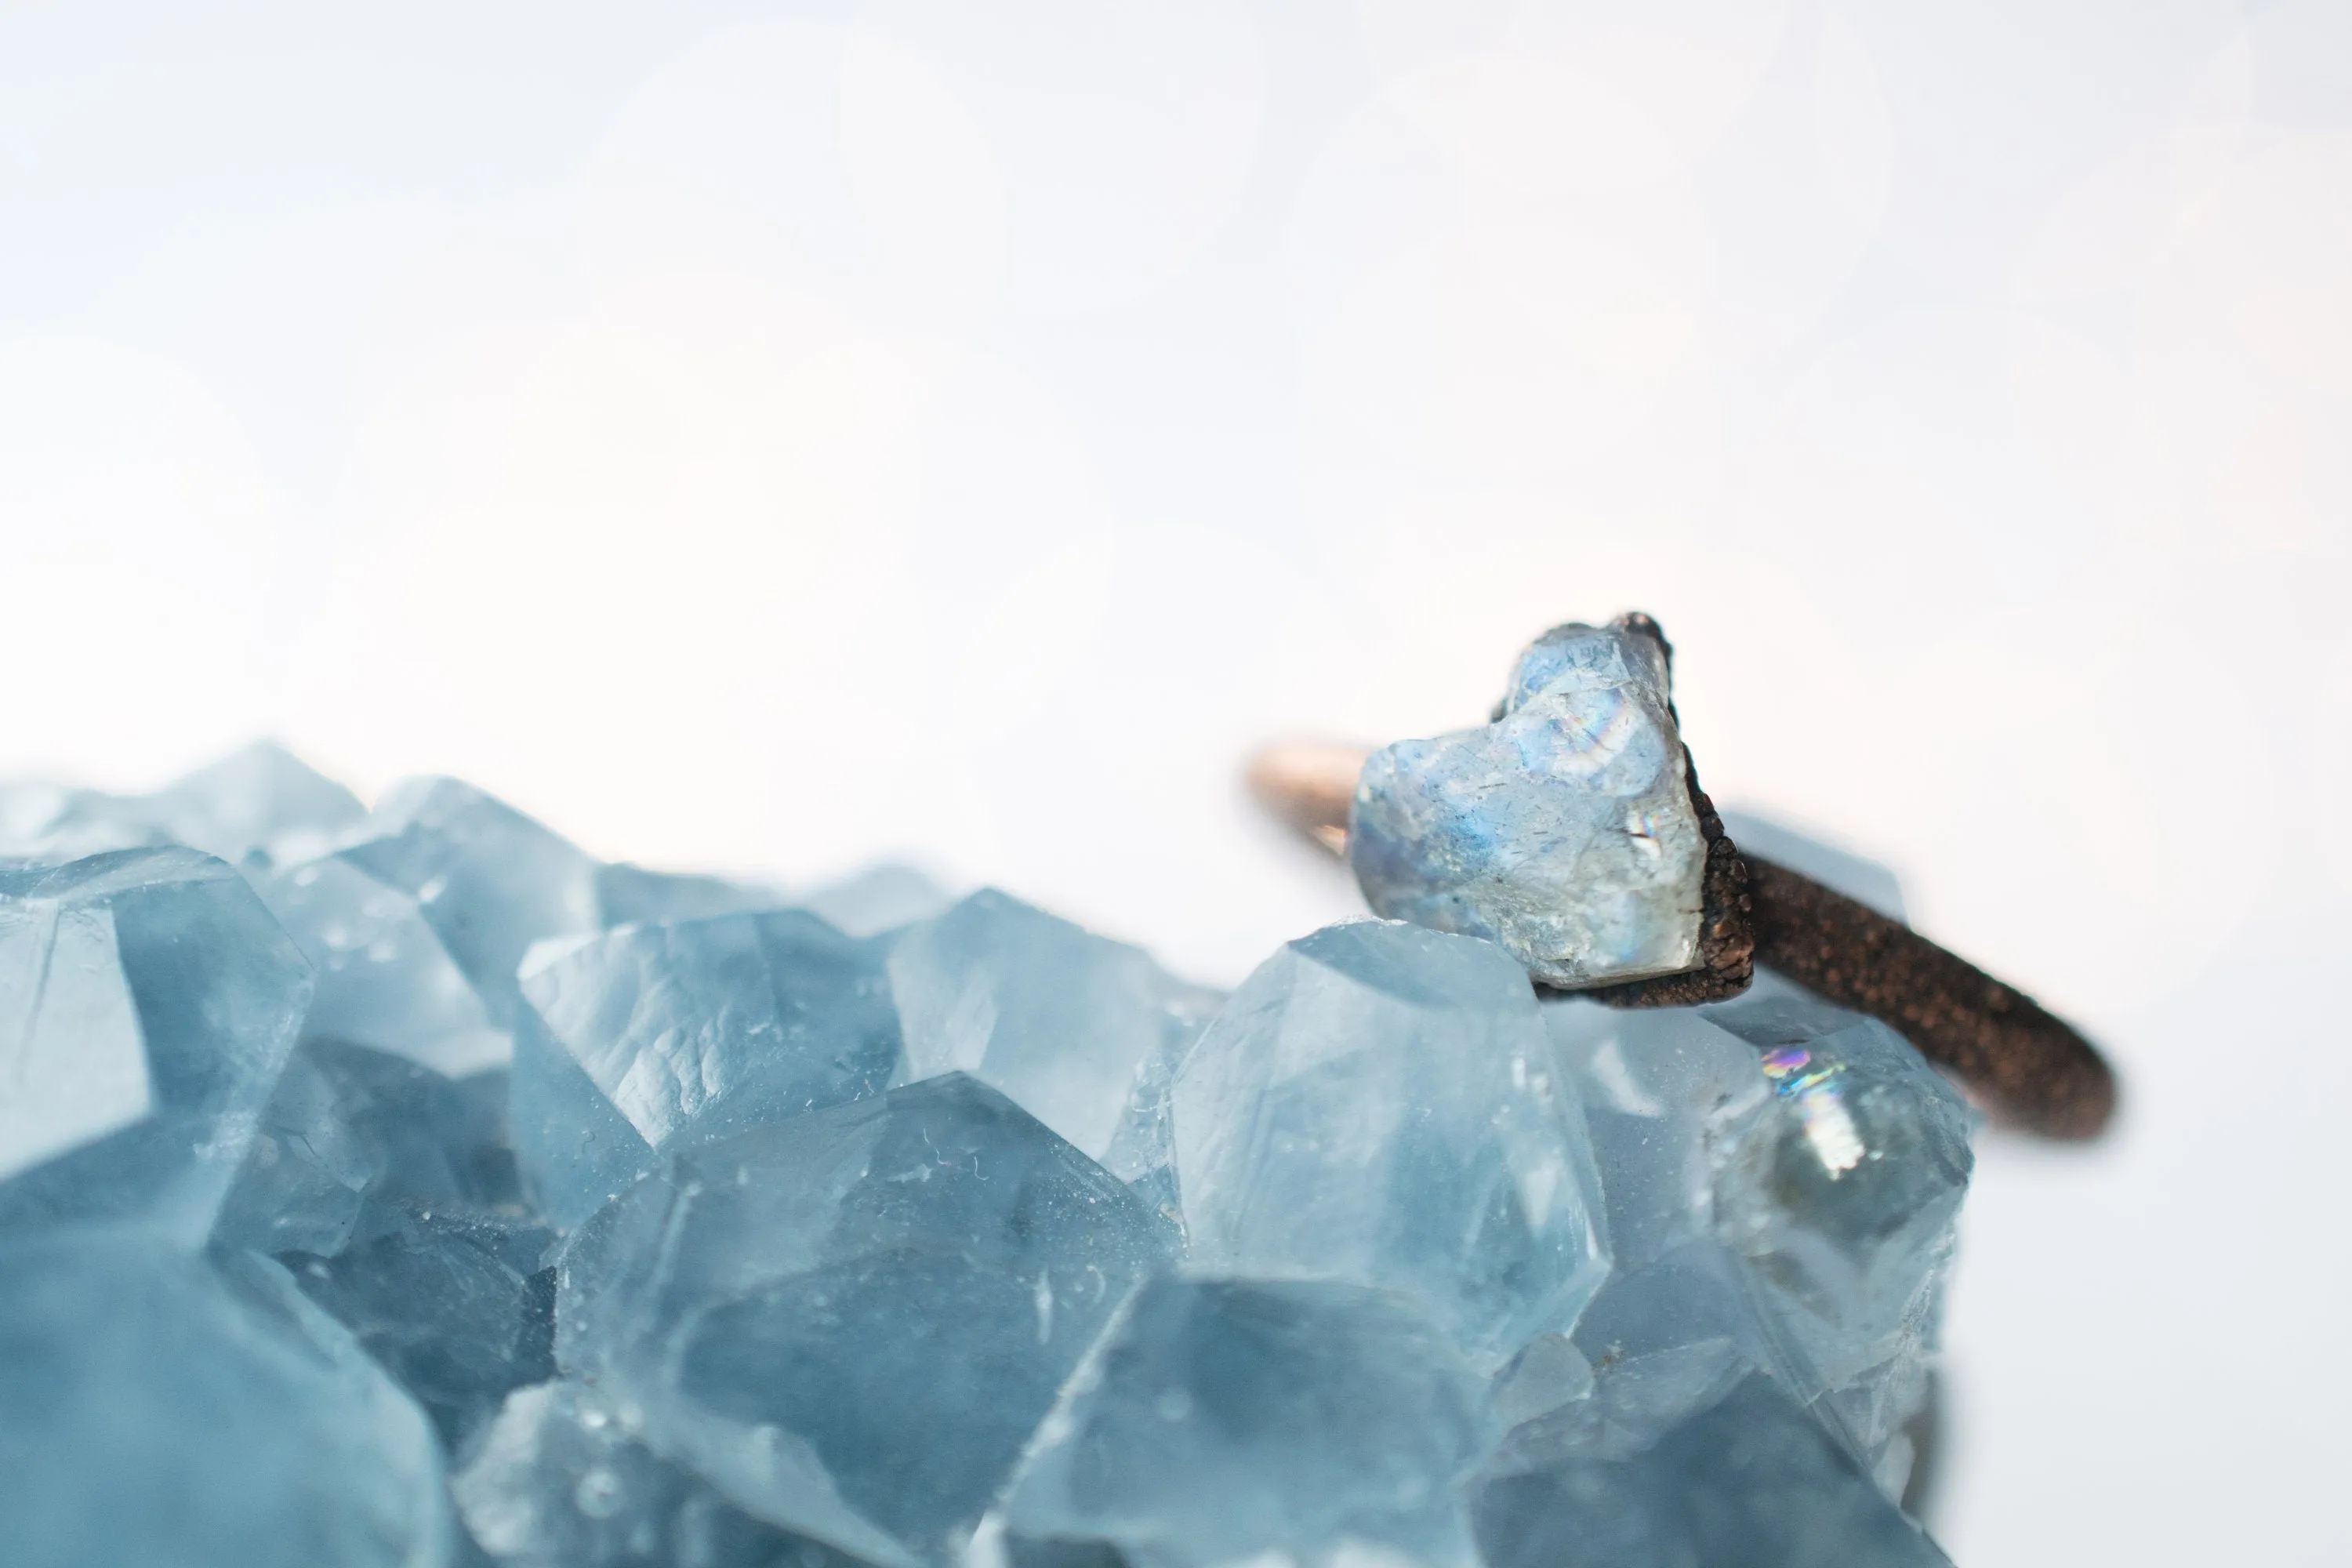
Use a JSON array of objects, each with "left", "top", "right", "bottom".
[
  {"left": 0, "top": 848, "right": 313, "bottom": 1246},
  {"left": 0, "top": 1231, "right": 454, "bottom": 1568},
  {"left": 1171, "top": 919, "right": 1608, "bottom": 1369},
  {"left": 1348, "top": 621, "right": 1708, "bottom": 989}
]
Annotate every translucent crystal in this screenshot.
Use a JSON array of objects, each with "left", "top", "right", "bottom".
[
  {"left": 0, "top": 740, "right": 364, "bottom": 871},
  {"left": 890, "top": 889, "right": 1212, "bottom": 1163},
  {"left": 0, "top": 1231, "right": 452, "bottom": 1568},
  {"left": 454, "top": 1381, "right": 859, "bottom": 1568},
  {"left": 285, "top": 1200, "right": 557, "bottom": 1449},
  {"left": 214, "top": 1038, "right": 520, "bottom": 1258},
  {"left": 557, "top": 1074, "right": 1179, "bottom": 1567},
  {"left": 1545, "top": 985, "right": 1974, "bottom": 1480},
  {"left": 592, "top": 863, "right": 789, "bottom": 927},
  {"left": 1171, "top": 920, "right": 1607, "bottom": 1367},
  {"left": 513, "top": 909, "right": 902, "bottom": 1231},
  {"left": 797, "top": 862, "right": 954, "bottom": 938},
  {"left": 0, "top": 848, "right": 312, "bottom": 1245},
  {"left": 1475, "top": 1370, "right": 1951, "bottom": 1568},
  {"left": 260, "top": 779, "right": 600, "bottom": 1076},
  {"left": 1349, "top": 622, "right": 1706, "bottom": 989},
  {"left": 1000, "top": 1277, "right": 1494, "bottom": 1568}
]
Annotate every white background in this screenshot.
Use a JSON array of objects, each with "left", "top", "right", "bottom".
[{"left": 4, "top": 3, "right": 2347, "bottom": 1560}]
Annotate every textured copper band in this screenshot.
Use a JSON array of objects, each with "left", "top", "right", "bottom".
[{"left": 1246, "top": 744, "right": 2118, "bottom": 1141}]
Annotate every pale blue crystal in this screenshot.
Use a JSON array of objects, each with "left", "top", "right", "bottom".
[
  {"left": 0, "top": 740, "right": 364, "bottom": 871},
  {"left": 0, "top": 848, "right": 312, "bottom": 1246},
  {"left": 0, "top": 1231, "right": 453, "bottom": 1568},
  {"left": 260, "top": 779, "right": 600, "bottom": 1076},
  {"left": 284, "top": 1200, "right": 557, "bottom": 1450},
  {"left": 214, "top": 1038, "right": 520, "bottom": 1258},
  {"left": 1348, "top": 622, "right": 1706, "bottom": 989},
  {"left": 1000, "top": 1277, "right": 1494, "bottom": 1568},
  {"left": 592, "top": 863, "right": 789, "bottom": 927},
  {"left": 890, "top": 889, "right": 1214, "bottom": 1163},
  {"left": 797, "top": 862, "right": 954, "bottom": 937},
  {"left": 512, "top": 909, "right": 902, "bottom": 1230},
  {"left": 455, "top": 1380, "right": 860, "bottom": 1568},
  {"left": 557, "top": 1074, "right": 1178, "bottom": 1567},
  {"left": 1475, "top": 1370, "right": 1951, "bottom": 1568},
  {"left": 1170, "top": 920, "right": 1607, "bottom": 1369},
  {"left": 1545, "top": 984, "right": 1974, "bottom": 1486}
]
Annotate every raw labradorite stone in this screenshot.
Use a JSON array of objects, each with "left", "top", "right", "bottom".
[
  {"left": 1475, "top": 1369, "right": 1952, "bottom": 1568},
  {"left": 1170, "top": 920, "right": 1608, "bottom": 1369},
  {"left": 512, "top": 909, "right": 903, "bottom": 1230},
  {"left": 1349, "top": 621, "right": 1707, "bottom": 989},
  {"left": 259, "top": 778, "right": 601, "bottom": 1077},
  {"left": 454, "top": 1380, "right": 858, "bottom": 1568},
  {"left": 0, "top": 1232, "right": 453, "bottom": 1568},
  {"left": 557, "top": 1074, "right": 1178, "bottom": 1568},
  {"left": 1000, "top": 1277, "right": 1495, "bottom": 1568},
  {"left": 889, "top": 888, "right": 1215, "bottom": 1164},
  {"left": 0, "top": 740, "right": 365, "bottom": 871},
  {"left": 0, "top": 848, "right": 313, "bottom": 1246}
]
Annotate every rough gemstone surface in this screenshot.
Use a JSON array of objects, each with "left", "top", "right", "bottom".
[
  {"left": 1476, "top": 1368, "right": 1951, "bottom": 1568},
  {"left": 890, "top": 889, "right": 1214, "bottom": 1163},
  {"left": 514, "top": 909, "right": 903, "bottom": 1232},
  {"left": 0, "top": 1231, "right": 452, "bottom": 1568},
  {"left": 0, "top": 848, "right": 313, "bottom": 1244},
  {"left": 259, "top": 778, "right": 600, "bottom": 1076},
  {"left": 1001, "top": 1276, "right": 1494, "bottom": 1568},
  {"left": 1171, "top": 920, "right": 1607, "bottom": 1368},
  {"left": 455, "top": 1380, "right": 855, "bottom": 1568},
  {"left": 557, "top": 1074, "right": 1179, "bottom": 1568},
  {"left": 0, "top": 740, "right": 365, "bottom": 870},
  {"left": 1348, "top": 622, "right": 1706, "bottom": 989}
]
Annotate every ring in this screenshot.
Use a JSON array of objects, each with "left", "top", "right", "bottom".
[{"left": 1247, "top": 613, "right": 2118, "bottom": 1141}]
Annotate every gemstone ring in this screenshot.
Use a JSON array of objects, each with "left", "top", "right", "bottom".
[{"left": 1247, "top": 613, "right": 2118, "bottom": 1141}]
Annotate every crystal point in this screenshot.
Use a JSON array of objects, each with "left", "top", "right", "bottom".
[
  {"left": 1171, "top": 920, "right": 1608, "bottom": 1367},
  {"left": 0, "top": 848, "right": 312, "bottom": 1245},
  {"left": 890, "top": 889, "right": 1209, "bottom": 1163}
]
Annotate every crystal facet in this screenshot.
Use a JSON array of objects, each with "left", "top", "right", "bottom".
[
  {"left": 0, "top": 1231, "right": 452, "bottom": 1568},
  {"left": 557, "top": 1074, "right": 1179, "bottom": 1567},
  {"left": 213, "top": 1038, "right": 520, "bottom": 1258},
  {"left": 1348, "top": 622, "right": 1706, "bottom": 989},
  {"left": 514, "top": 909, "right": 902, "bottom": 1231},
  {"left": 1001, "top": 1276, "right": 1494, "bottom": 1568},
  {"left": 0, "top": 848, "right": 312, "bottom": 1245},
  {"left": 260, "top": 779, "right": 600, "bottom": 1076},
  {"left": 890, "top": 889, "right": 1212, "bottom": 1163},
  {"left": 1476, "top": 1370, "right": 1951, "bottom": 1568},
  {"left": 1171, "top": 920, "right": 1608, "bottom": 1368}
]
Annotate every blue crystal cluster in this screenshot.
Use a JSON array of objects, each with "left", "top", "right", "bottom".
[{"left": 0, "top": 745, "right": 1965, "bottom": 1567}]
